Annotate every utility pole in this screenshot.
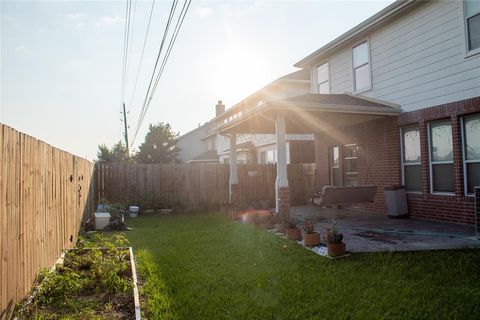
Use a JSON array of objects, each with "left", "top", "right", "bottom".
[{"left": 122, "top": 102, "right": 130, "bottom": 157}]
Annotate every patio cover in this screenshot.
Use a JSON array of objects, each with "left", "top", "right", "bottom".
[{"left": 218, "top": 93, "right": 401, "bottom": 135}]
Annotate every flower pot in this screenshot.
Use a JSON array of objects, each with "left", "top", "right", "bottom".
[
  {"left": 230, "top": 210, "right": 242, "bottom": 221},
  {"left": 286, "top": 227, "right": 301, "bottom": 241},
  {"left": 303, "top": 232, "right": 321, "bottom": 246},
  {"left": 243, "top": 213, "right": 256, "bottom": 224},
  {"left": 327, "top": 242, "right": 346, "bottom": 257}
]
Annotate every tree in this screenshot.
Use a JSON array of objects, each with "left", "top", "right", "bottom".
[
  {"left": 96, "top": 141, "right": 129, "bottom": 164},
  {"left": 135, "top": 122, "right": 181, "bottom": 164}
]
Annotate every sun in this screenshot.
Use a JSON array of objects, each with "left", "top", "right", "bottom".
[{"left": 211, "top": 46, "right": 269, "bottom": 106}]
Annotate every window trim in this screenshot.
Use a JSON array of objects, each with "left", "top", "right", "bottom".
[
  {"left": 463, "top": 0, "right": 480, "bottom": 57},
  {"left": 316, "top": 60, "right": 330, "bottom": 94},
  {"left": 427, "top": 120, "right": 455, "bottom": 196},
  {"left": 400, "top": 125, "right": 422, "bottom": 194},
  {"left": 351, "top": 38, "right": 372, "bottom": 94},
  {"left": 461, "top": 115, "right": 480, "bottom": 196}
]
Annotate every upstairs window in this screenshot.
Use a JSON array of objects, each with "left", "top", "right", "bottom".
[
  {"left": 465, "top": 0, "right": 480, "bottom": 52},
  {"left": 462, "top": 113, "right": 480, "bottom": 195},
  {"left": 428, "top": 120, "right": 455, "bottom": 194},
  {"left": 316, "top": 62, "right": 330, "bottom": 94},
  {"left": 352, "top": 41, "right": 372, "bottom": 93},
  {"left": 401, "top": 126, "right": 422, "bottom": 192}
]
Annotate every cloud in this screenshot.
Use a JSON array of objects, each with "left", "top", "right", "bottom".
[
  {"left": 196, "top": 7, "right": 213, "bottom": 18},
  {"left": 66, "top": 12, "right": 87, "bottom": 20},
  {"left": 96, "top": 16, "right": 124, "bottom": 27},
  {"left": 15, "top": 46, "right": 29, "bottom": 54}
]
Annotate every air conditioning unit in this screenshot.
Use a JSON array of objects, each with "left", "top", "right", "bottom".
[{"left": 475, "top": 187, "right": 480, "bottom": 236}]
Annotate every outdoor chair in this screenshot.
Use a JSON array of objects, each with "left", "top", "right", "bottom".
[{"left": 312, "top": 185, "right": 377, "bottom": 207}]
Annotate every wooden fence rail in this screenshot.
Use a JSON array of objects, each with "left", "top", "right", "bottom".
[
  {"left": 0, "top": 124, "right": 95, "bottom": 319},
  {"left": 95, "top": 163, "right": 315, "bottom": 208}
]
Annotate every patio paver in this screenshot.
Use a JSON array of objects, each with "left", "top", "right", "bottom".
[{"left": 292, "top": 205, "right": 480, "bottom": 252}]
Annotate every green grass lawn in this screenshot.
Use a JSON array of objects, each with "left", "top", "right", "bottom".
[{"left": 124, "top": 212, "right": 480, "bottom": 320}]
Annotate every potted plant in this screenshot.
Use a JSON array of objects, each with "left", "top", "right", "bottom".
[
  {"left": 302, "top": 220, "right": 321, "bottom": 246},
  {"left": 284, "top": 219, "right": 301, "bottom": 241},
  {"left": 273, "top": 214, "right": 285, "bottom": 233},
  {"left": 325, "top": 220, "right": 346, "bottom": 257}
]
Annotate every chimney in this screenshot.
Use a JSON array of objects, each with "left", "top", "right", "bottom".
[{"left": 215, "top": 100, "right": 225, "bottom": 117}]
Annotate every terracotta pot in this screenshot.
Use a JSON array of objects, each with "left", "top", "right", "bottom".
[
  {"left": 286, "top": 227, "right": 301, "bottom": 241},
  {"left": 243, "top": 213, "right": 256, "bottom": 224},
  {"left": 327, "top": 242, "right": 346, "bottom": 257},
  {"left": 303, "top": 232, "right": 321, "bottom": 246},
  {"left": 230, "top": 211, "right": 242, "bottom": 221}
]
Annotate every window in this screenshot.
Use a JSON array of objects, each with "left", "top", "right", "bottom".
[
  {"left": 316, "top": 62, "right": 330, "bottom": 94},
  {"left": 428, "top": 120, "right": 455, "bottom": 193},
  {"left": 343, "top": 144, "right": 359, "bottom": 186},
  {"left": 266, "top": 150, "right": 276, "bottom": 164},
  {"left": 401, "top": 126, "right": 422, "bottom": 192},
  {"left": 462, "top": 113, "right": 480, "bottom": 195},
  {"left": 465, "top": 0, "right": 480, "bottom": 52},
  {"left": 260, "top": 151, "right": 266, "bottom": 164},
  {"left": 352, "top": 41, "right": 372, "bottom": 93},
  {"left": 330, "top": 146, "right": 341, "bottom": 186}
]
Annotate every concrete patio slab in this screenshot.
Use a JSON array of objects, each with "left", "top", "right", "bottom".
[{"left": 291, "top": 205, "right": 480, "bottom": 253}]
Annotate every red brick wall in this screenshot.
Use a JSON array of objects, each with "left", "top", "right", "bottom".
[
  {"left": 314, "top": 116, "right": 401, "bottom": 213},
  {"left": 314, "top": 96, "right": 480, "bottom": 224},
  {"left": 289, "top": 140, "right": 315, "bottom": 164}
]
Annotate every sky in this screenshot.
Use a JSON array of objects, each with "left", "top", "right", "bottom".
[{"left": 1, "top": 0, "right": 395, "bottom": 160}]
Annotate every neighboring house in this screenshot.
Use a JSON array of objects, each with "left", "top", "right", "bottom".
[
  {"left": 177, "top": 120, "right": 219, "bottom": 163},
  {"left": 218, "top": 0, "right": 480, "bottom": 224}
]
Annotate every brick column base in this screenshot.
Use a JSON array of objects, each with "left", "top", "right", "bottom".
[
  {"left": 230, "top": 183, "right": 240, "bottom": 205},
  {"left": 278, "top": 187, "right": 290, "bottom": 217}
]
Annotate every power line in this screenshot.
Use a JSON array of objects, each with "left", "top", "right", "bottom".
[
  {"left": 131, "top": 0, "right": 191, "bottom": 146},
  {"left": 129, "top": 0, "right": 156, "bottom": 108},
  {"left": 126, "top": 0, "right": 138, "bottom": 96},
  {"left": 120, "top": 0, "right": 132, "bottom": 105},
  {"left": 130, "top": 0, "right": 179, "bottom": 145}
]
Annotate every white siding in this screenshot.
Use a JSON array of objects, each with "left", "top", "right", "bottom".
[
  {"left": 324, "top": 1, "right": 480, "bottom": 112},
  {"left": 177, "top": 123, "right": 211, "bottom": 162}
]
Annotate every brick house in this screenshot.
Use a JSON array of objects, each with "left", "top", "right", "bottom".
[{"left": 219, "top": 0, "right": 480, "bottom": 223}]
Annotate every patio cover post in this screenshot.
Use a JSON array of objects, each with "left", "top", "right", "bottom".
[
  {"left": 275, "top": 113, "right": 290, "bottom": 216},
  {"left": 229, "top": 134, "right": 239, "bottom": 204}
]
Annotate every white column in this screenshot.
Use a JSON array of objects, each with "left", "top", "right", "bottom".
[
  {"left": 275, "top": 113, "right": 288, "bottom": 213},
  {"left": 229, "top": 134, "right": 238, "bottom": 203}
]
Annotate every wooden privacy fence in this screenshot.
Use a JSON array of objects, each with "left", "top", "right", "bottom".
[
  {"left": 95, "top": 163, "right": 315, "bottom": 208},
  {"left": 0, "top": 124, "right": 95, "bottom": 319}
]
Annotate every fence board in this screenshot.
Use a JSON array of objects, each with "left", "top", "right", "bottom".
[
  {"left": 0, "top": 124, "right": 94, "bottom": 319},
  {"left": 96, "top": 163, "right": 315, "bottom": 209}
]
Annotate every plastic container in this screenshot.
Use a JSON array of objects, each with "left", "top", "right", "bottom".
[
  {"left": 95, "top": 212, "right": 111, "bottom": 230},
  {"left": 384, "top": 185, "right": 408, "bottom": 218},
  {"left": 129, "top": 206, "right": 139, "bottom": 218}
]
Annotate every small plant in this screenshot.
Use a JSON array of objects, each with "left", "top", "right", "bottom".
[
  {"left": 15, "top": 233, "right": 134, "bottom": 319},
  {"left": 303, "top": 220, "right": 316, "bottom": 234},
  {"left": 326, "top": 220, "right": 343, "bottom": 244},
  {"left": 283, "top": 218, "right": 296, "bottom": 229}
]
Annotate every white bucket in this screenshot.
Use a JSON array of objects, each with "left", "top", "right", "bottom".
[
  {"left": 95, "top": 212, "right": 111, "bottom": 230},
  {"left": 129, "top": 206, "right": 139, "bottom": 218}
]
